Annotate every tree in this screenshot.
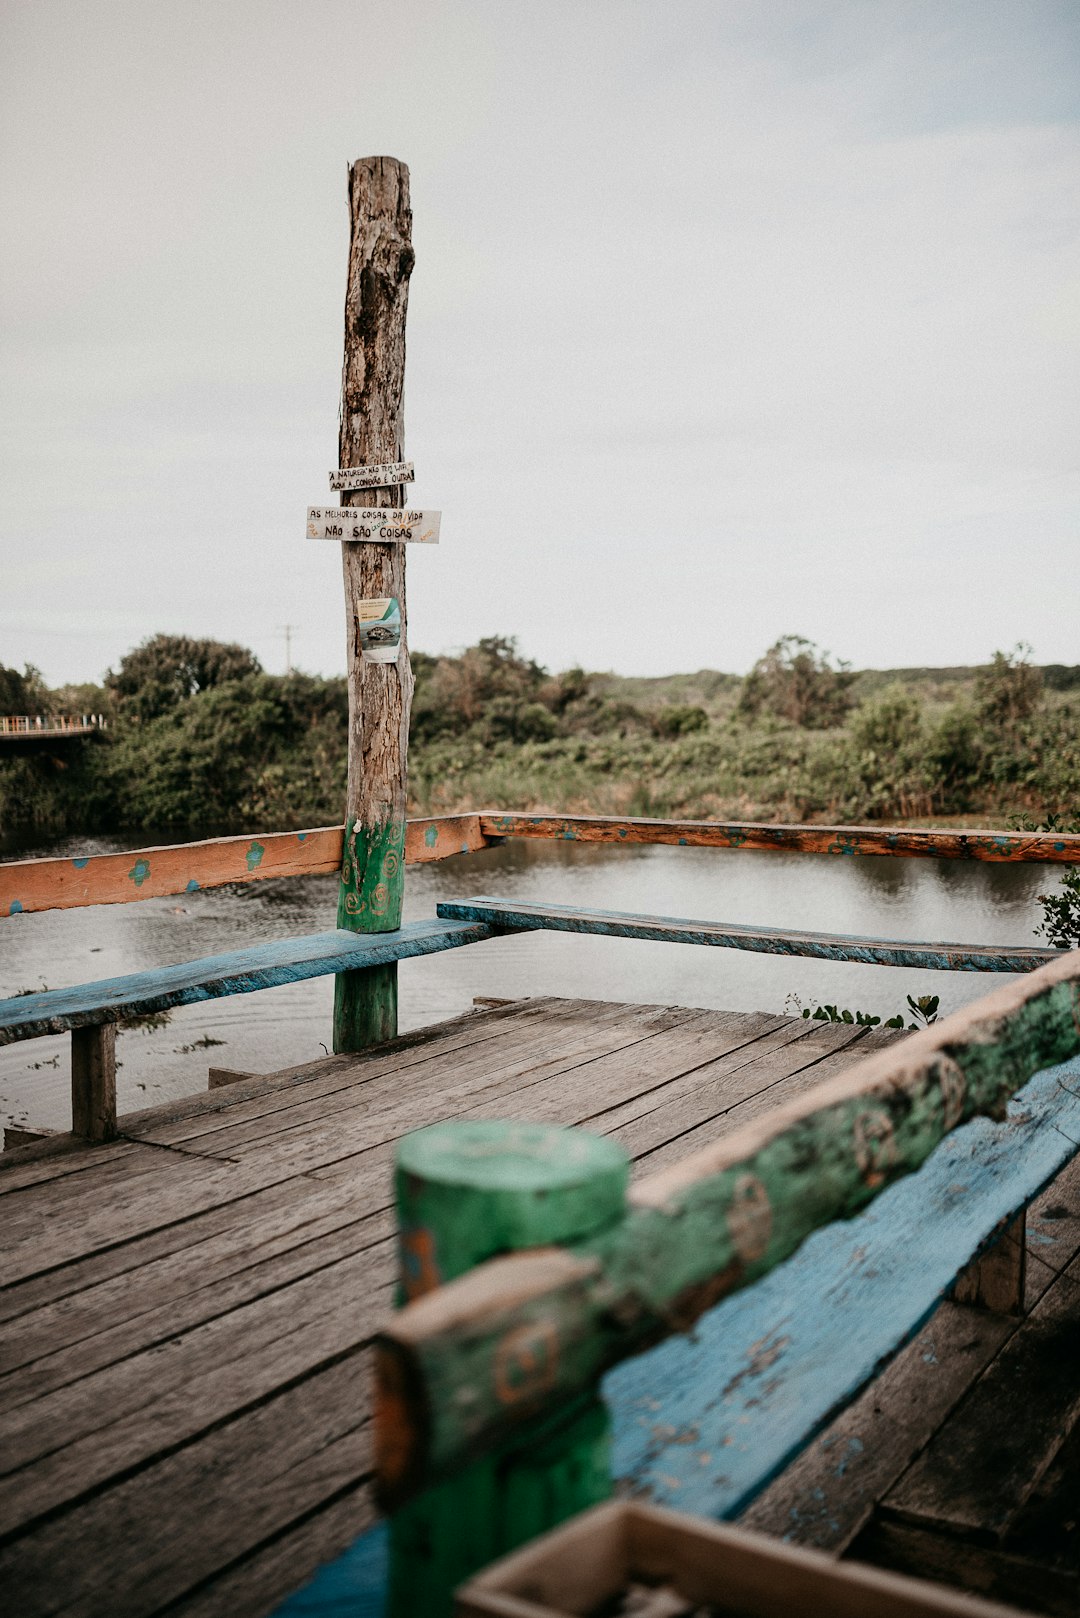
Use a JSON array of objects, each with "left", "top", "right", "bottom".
[
  {"left": 411, "top": 636, "right": 550, "bottom": 743},
  {"left": 107, "top": 635, "right": 262, "bottom": 724},
  {"left": 738, "top": 636, "right": 854, "bottom": 729},
  {"left": 0, "top": 662, "right": 50, "bottom": 716},
  {"left": 973, "top": 645, "right": 1042, "bottom": 741}
]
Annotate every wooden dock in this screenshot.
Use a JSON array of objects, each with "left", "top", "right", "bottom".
[{"left": 1, "top": 997, "right": 1077, "bottom": 1616}]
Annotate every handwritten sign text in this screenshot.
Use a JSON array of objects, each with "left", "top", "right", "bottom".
[
  {"left": 307, "top": 508, "right": 441, "bottom": 544},
  {"left": 329, "top": 462, "right": 415, "bottom": 491}
]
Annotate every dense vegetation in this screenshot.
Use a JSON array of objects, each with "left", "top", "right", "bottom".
[{"left": 2, "top": 632, "right": 1079, "bottom": 846}]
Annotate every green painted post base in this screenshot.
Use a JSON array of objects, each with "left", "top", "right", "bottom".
[
  {"left": 388, "top": 1396, "right": 611, "bottom": 1618},
  {"left": 386, "top": 1120, "right": 630, "bottom": 1616},
  {"left": 332, "top": 815, "right": 405, "bottom": 1053},
  {"left": 332, "top": 962, "right": 397, "bottom": 1053}
]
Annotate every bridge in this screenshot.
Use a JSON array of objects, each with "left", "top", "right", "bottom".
[{"left": 0, "top": 713, "right": 106, "bottom": 744}]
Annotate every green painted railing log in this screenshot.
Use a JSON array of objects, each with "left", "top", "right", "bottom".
[
  {"left": 332, "top": 155, "right": 415, "bottom": 1053},
  {"left": 384, "top": 1119, "right": 630, "bottom": 1618}
]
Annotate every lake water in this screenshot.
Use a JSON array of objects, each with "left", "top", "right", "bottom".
[{"left": 0, "top": 834, "right": 1051, "bottom": 1134}]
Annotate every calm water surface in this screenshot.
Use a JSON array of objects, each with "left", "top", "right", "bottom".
[{"left": 0, "top": 835, "right": 1049, "bottom": 1132}]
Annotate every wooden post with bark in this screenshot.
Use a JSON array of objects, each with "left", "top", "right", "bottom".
[{"left": 333, "top": 156, "right": 415, "bottom": 1053}]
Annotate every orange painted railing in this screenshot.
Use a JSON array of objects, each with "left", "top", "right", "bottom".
[{"left": 2, "top": 813, "right": 1077, "bottom": 919}]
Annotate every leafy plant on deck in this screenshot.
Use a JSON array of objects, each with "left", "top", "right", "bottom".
[{"left": 796, "top": 994, "right": 940, "bottom": 1031}]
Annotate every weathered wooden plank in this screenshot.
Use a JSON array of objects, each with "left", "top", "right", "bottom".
[
  {"left": 0, "top": 1004, "right": 686, "bottom": 1289},
  {"left": 0, "top": 1006, "right": 739, "bottom": 1401},
  {"left": 739, "top": 1155, "right": 1080, "bottom": 1553},
  {"left": 850, "top": 1518, "right": 1079, "bottom": 1617},
  {"left": 166, "top": 1484, "right": 379, "bottom": 1618},
  {"left": 468, "top": 1013, "right": 824, "bottom": 1154},
  {"left": 0, "top": 1353, "right": 375, "bottom": 1618},
  {"left": 4, "top": 810, "right": 1072, "bottom": 921},
  {"left": 0, "top": 919, "right": 495, "bottom": 1042},
  {"left": 0, "top": 1202, "right": 395, "bottom": 1404},
  {"left": 883, "top": 1244, "right": 1080, "bottom": 1540},
  {"left": 437, "top": 895, "right": 1057, "bottom": 973},
  {"left": 122, "top": 999, "right": 557, "bottom": 1146},
  {"left": 479, "top": 813, "right": 1080, "bottom": 864},
  {"left": 0, "top": 815, "right": 490, "bottom": 916},
  {"left": 373, "top": 952, "right": 1080, "bottom": 1502},
  {"left": 0, "top": 1248, "right": 391, "bottom": 1536},
  {"left": 0, "top": 1137, "right": 143, "bottom": 1196},
  {"left": 738, "top": 1300, "right": 1015, "bottom": 1551},
  {"left": 0, "top": 1149, "right": 262, "bottom": 1288},
  {"left": 581, "top": 1015, "right": 828, "bottom": 1138},
  {"left": 0, "top": 827, "right": 345, "bottom": 917},
  {"left": 180, "top": 1003, "right": 703, "bottom": 1168},
  {"left": 409, "top": 811, "right": 492, "bottom": 863},
  {"left": 622, "top": 1024, "right": 886, "bottom": 1178}
]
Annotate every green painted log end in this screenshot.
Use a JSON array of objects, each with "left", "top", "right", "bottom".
[{"left": 396, "top": 1119, "right": 630, "bottom": 1298}]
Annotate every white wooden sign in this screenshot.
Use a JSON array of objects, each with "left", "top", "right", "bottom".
[
  {"left": 329, "top": 462, "right": 415, "bottom": 491},
  {"left": 307, "top": 507, "right": 441, "bottom": 544}
]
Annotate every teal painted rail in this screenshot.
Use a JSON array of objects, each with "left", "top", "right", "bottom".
[
  {"left": 0, "top": 919, "right": 495, "bottom": 1043},
  {"left": 437, "top": 897, "right": 1058, "bottom": 974}
]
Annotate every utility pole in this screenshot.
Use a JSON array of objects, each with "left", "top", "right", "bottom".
[
  {"left": 277, "top": 623, "right": 298, "bottom": 674},
  {"left": 333, "top": 157, "right": 415, "bottom": 1052}
]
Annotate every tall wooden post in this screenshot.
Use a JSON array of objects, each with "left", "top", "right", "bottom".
[{"left": 333, "top": 156, "right": 415, "bottom": 1053}]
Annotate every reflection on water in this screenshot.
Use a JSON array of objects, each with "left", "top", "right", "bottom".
[{"left": 0, "top": 835, "right": 1051, "bottom": 1132}]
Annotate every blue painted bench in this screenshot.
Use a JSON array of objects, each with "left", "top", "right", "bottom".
[
  {"left": 0, "top": 918, "right": 495, "bottom": 1141},
  {"left": 436, "top": 897, "right": 1057, "bottom": 974}
]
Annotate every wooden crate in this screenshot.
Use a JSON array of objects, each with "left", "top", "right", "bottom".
[{"left": 455, "top": 1501, "right": 1028, "bottom": 1618}]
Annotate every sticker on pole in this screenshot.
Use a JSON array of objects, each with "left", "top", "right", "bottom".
[
  {"left": 308, "top": 507, "right": 440, "bottom": 544},
  {"left": 330, "top": 462, "right": 415, "bottom": 491},
  {"left": 356, "top": 598, "right": 402, "bottom": 664}
]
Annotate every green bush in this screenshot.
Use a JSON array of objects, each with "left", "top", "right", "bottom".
[
  {"left": 4, "top": 637, "right": 1080, "bottom": 841},
  {"left": 738, "top": 635, "right": 855, "bottom": 729}
]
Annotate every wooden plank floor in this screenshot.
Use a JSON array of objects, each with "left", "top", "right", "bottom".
[
  {"left": 2, "top": 996, "right": 1076, "bottom": 1618},
  {"left": 0, "top": 997, "right": 896, "bottom": 1618}
]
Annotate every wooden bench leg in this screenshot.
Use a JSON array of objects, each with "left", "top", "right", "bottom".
[
  {"left": 953, "top": 1211, "right": 1027, "bottom": 1316},
  {"left": 71, "top": 1024, "right": 117, "bottom": 1141}
]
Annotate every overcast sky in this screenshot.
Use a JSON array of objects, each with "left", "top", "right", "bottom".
[{"left": 1, "top": 0, "right": 1077, "bottom": 687}]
